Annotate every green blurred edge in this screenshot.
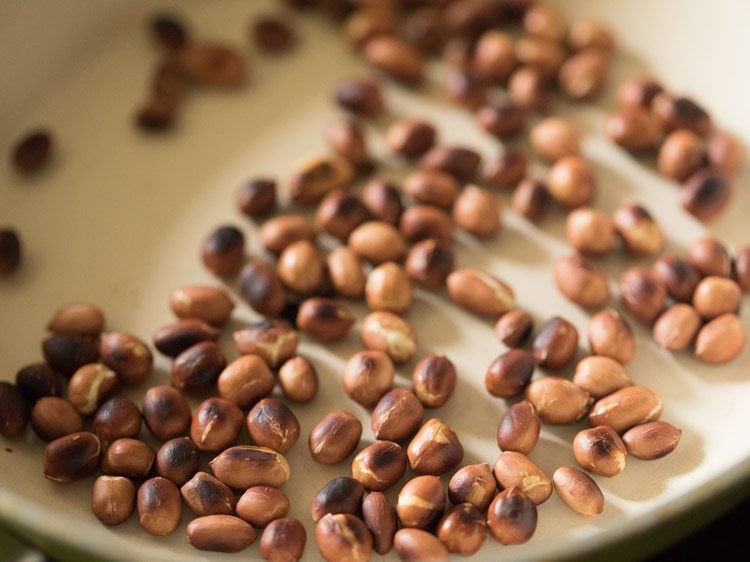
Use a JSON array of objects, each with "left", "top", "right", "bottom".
[{"left": 1, "top": 472, "right": 749, "bottom": 562}]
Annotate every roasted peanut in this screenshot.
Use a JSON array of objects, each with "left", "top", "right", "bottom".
[
  {"left": 653, "top": 304, "right": 702, "bottom": 350},
  {"left": 397, "top": 475, "right": 446, "bottom": 529},
  {"left": 403, "top": 169, "right": 458, "bottom": 209},
  {"left": 210, "top": 446, "right": 290, "bottom": 489},
  {"left": 190, "top": 397, "right": 243, "bottom": 453},
  {"left": 573, "top": 426, "right": 627, "bottom": 477},
  {"left": 67, "top": 363, "right": 118, "bottom": 415},
  {"left": 447, "top": 268, "right": 515, "bottom": 318},
  {"left": 371, "top": 388, "right": 424, "bottom": 442},
  {"left": 658, "top": 129, "right": 707, "bottom": 182},
  {"left": 559, "top": 49, "right": 609, "bottom": 100},
  {"left": 386, "top": 118, "right": 436, "bottom": 158},
  {"left": 572, "top": 356, "right": 632, "bottom": 399},
  {"left": 201, "top": 225, "right": 245, "bottom": 277},
  {"left": 152, "top": 318, "right": 220, "bottom": 359},
  {"left": 399, "top": 205, "right": 454, "bottom": 245},
  {"left": 186, "top": 514, "right": 256, "bottom": 552},
  {"left": 547, "top": 155, "right": 596, "bottom": 209},
  {"left": 680, "top": 169, "right": 733, "bottom": 221},
  {"left": 694, "top": 313, "right": 746, "bottom": 364},
  {"left": 688, "top": 236, "right": 732, "bottom": 277},
  {"left": 394, "top": 528, "right": 449, "bottom": 562},
  {"left": 297, "top": 298, "right": 355, "bottom": 341},
  {"left": 525, "top": 377, "right": 591, "bottom": 425},
  {"left": 566, "top": 207, "right": 615, "bottom": 256},
  {"left": 448, "top": 463, "right": 496, "bottom": 513},
  {"left": 693, "top": 276, "right": 742, "bottom": 319},
  {"left": 43, "top": 431, "right": 101, "bottom": 482},
  {"left": 352, "top": 440, "right": 406, "bottom": 492},
  {"left": 588, "top": 308, "right": 635, "bottom": 364},
  {"left": 237, "top": 486, "right": 290, "bottom": 527},
  {"left": 484, "top": 150, "right": 528, "bottom": 190},
  {"left": 47, "top": 303, "right": 105, "bottom": 336},
  {"left": 485, "top": 349, "right": 535, "bottom": 398},
  {"left": 622, "top": 421, "right": 682, "bottom": 460},
  {"left": 361, "top": 311, "right": 417, "bottom": 363},
  {"left": 31, "top": 396, "right": 83, "bottom": 442},
  {"left": 315, "top": 513, "right": 373, "bottom": 562},
  {"left": 496, "top": 400, "right": 541, "bottom": 455},
  {"left": 365, "top": 262, "right": 412, "bottom": 314},
  {"left": 15, "top": 363, "right": 62, "bottom": 404},
  {"left": 588, "top": 386, "right": 662, "bottom": 433},
  {"left": 99, "top": 332, "right": 153, "bottom": 385},
  {"left": 349, "top": 221, "right": 408, "bottom": 264},
  {"left": 311, "top": 477, "right": 365, "bottom": 522},
  {"left": 246, "top": 398, "right": 300, "bottom": 453},
  {"left": 289, "top": 154, "right": 355, "bottom": 205},
  {"left": 279, "top": 356, "right": 319, "bottom": 403},
  {"left": 315, "top": 189, "right": 370, "bottom": 241},
  {"left": 260, "top": 518, "right": 307, "bottom": 562},
  {"left": 554, "top": 255, "right": 610, "bottom": 309},
  {"left": 620, "top": 267, "right": 667, "bottom": 325},
  {"left": 142, "top": 385, "right": 191, "bottom": 441},
  {"left": 606, "top": 107, "right": 663, "bottom": 152},
  {"left": 612, "top": 203, "right": 664, "bottom": 256},
  {"left": 42, "top": 333, "right": 99, "bottom": 376},
  {"left": 411, "top": 354, "right": 457, "bottom": 408},
  {"left": 532, "top": 316, "right": 579, "bottom": 369},
  {"left": 362, "top": 179, "right": 404, "bottom": 225},
  {"left": 102, "top": 438, "right": 156, "bottom": 479},
  {"left": 530, "top": 118, "right": 580, "bottom": 162},
  {"left": 362, "top": 492, "right": 397, "bottom": 555},
  {"left": 335, "top": 77, "right": 384, "bottom": 116},
  {"left": 553, "top": 466, "right": 604, "bottom": 515},
  {"left": 260, "top": 215, "right": 315, "bottom": 255},
  {"left": 486, "top": 486, "right": 537, "bottom": 545},
  {"left": 405, "top": 239, "right": 454, "bottom": 288},
  {"left": 512, "top": 178, "right": 551, "bottom": 222},
  {"left": 421, "top": 145, "right": 481, "bottom": 182},
  {"left": 453, "top": 185, "right": 502, "bottom": 237},
  {"left": 169, "top": 285, "right": 234, "bottom": 326},
  {"left": 343, "top": 350, "right": 395, "bottom": 408},
  {"left": 364, "top": 35, "right": 425, "bottom": 85},
  {"left": 155, "top": 437, "right": 199, "bottom": 486},
  {"left": 407, "top": 418, "right": 464, "bottom": 476},
  {"left": 277, "top": 240, "right": 325, "bottom": 295},
  {"left": 181, "top": 471, "right": 236, "bottom": 516},
  {"left": 92, "top": 475, "right": 136, "bottom": 526},
  {"left": 235, "top": 178, "right": 276, "bottom": 218},
  {"left": 309, "top": 410, "right": 362, "bottom": 464},
  {"left": 652, "top": 255, "right": 701, "bottom": 302},
  {"left": 171, "top": 341, "right": 226, "bottom": 395}
]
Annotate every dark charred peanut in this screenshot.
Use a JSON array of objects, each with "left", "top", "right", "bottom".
[
  {"left": 566, "top": 207, "right": 615, "bottom": 256},
  {"left": 99, "top": 332, "right": 152, "bottom": 385},
  {"left": 453, "top": 185, "right": 502, "bottom": 237},
  {"left": 156, "top": 437, "right": 199, "bottom": 486},
  {"left": 233, "top": 320, "right": 299, "bottom": 368},
  {"left": 31, "top": 396, "right": 83, "bottom": 441},
  {"left": 361, "top": 311, "right": 417, "bottom": 363},
  {"left": 236, "top": 178, "right": 276, "bottom": 218},
  {"left": 349, "top": 221, "right": 408, "bottom": 265},
  {"left": 448, "top": 463, "right": 497, "bottom": 513},
  {"left": 277, "top": 240, "right": 325, "bottom": 295},
  {"left": 485, "top": 349, "right": 535, "bottom": 398},
  {"left": 612, "top": 203, "right": 664, "bottom": 256},
  {"left": 344, "top": 9, "right": 396, "bottom": 49},
  {"left": 210, "top": 446, "right": 290, "bottom": 489},
  {"left": 568, "top": 19, "right": 616, "bottom": 52},
  {"left": 352, "top": 441, "right": 406, "bottom": 492},
  {"left": 526, "top": 377, "right": 591, "bottom": 425},
  {"left": 693, "top": 276, "right": 742, "bottom": 319},
  {"left": 326, "top": 120, "right": 369, "bottom": 168},
  {"left": 404, "top": 170, "right": 458, "bottom": 210},
  {"left": 606, "top": 107, "right": 663, "bottom": 151},
  {"left": 573, "top": 426, "right": 628, "bottom": 477},
  {"left": 343, "top": 350, "right": 395, "bottom": 408},
  {"left": 92, "top": 475, "right": 136, "bottom": 525},
  {"left": 652, "top": 304, "right": 702, "bottom": 351},
  {"left": 387, "top": 118, "right": 436, "bottom": 158},
  {"left": 547, "top": 155, "right": 596, "bottom": 209},
  {"left": 446, "top": 70, "right": 489, "bottom": 110},
  {"left": 142, "top": 385, "right": 191, "bottom": 441},
  {"left": 573, "top": 356, "right": 632, "bottom": 399},
  {"left": 289, "top": 154, "right": 356, "bottom": 206},
  {"left": 442, "top": 0, "right": 495, "bottom": 37},
  {"left": 620, "top": 268, "right": 667, "bottom": 325},
  {"left": 486, "top": 486, "right": 537, "bottom": 545},
  {"left": 588, "top": 308, "right": 635, "bottom": 364},
  {"left": 447, "top": 268, "right": 515, "bottom": 318},
  {"left": 589, "top": 386, "right": 662, "bottom": 433},
  {"left": 652, "top": 93, "right": 712, "bottom": 136},
  {"left": 259, "top": 215, "right": 315, "bottom": 255},
  {"left": 680, "top": 169, "right": 733, "bottom": 221},
  {"left": 335, "top": 78, "right": 384, "bottom": 116},
  {"left": 394, "top": 529, "right": 449, "bottom": 562},
  {"left": 658, "top": 129, "right": 707, "bottom": 182},
  {"left": 260, "top": 517, "right": 307, "bottom": 562},
  {"left": 492, "top": 451, "right": 552, "bottom": 505},
  {"left": 472, "top": 30, "right": 515, "bottom": 84},
  {"left": 279, "top": 356, "right": 318, "bottom": 403},
  {"left": 311, "top": 477, "right": 365, "bottom": 522},
  {"left": 217, "top": 354, "right": 275, "bottom": 408},
  {"left": 297, "top": 298, "right": 355, "bottom": 341},
  {"left": 187, "top": 515, "right": 256, "bottom": 553},
  {"left": 362, "top": 179, "right": 404, "bottom": 225},
  {"left": 407, "top": 418, "right": 464, "bottom": 476},
  {"left": 399, "top": 205, "right": 454, "bottom": 245},
  {"left": 508, "top": 65, "right": 554, "bottom": 112},
  {"left": 67, "top": 363, "right": 118, "bottom": 415},
  {"left": 476, "top": 102, "right": 528, "bottom": 140},
  {"left": 15, "top": 363, "right": 62, "bottom": 404},
  {"left": 514, "top": 36, "right": 565, "bottom": 78},
  {"left": 181, "top": 471, "right": 236, "bottom": 516},
  {"left": 708, "top": 133, "right": 742, "bottom": 177},
  {"left": 365, "top": 262, "right": 412, "bottom": 314},
  {"left": 41, "top": 333, "right": 99, "bottom": 376},
  {"left": 397, "top": 475, "right": 446, "bottom": 529},
  {"left": 484, "top": 153, "right": 528, "bottom": 193},
  {"left": 437, "top": 503, "right": 487, "bottom": 556},
  {"left": 494, "top": 310, "right": 533, "bottom": 349},
  {"left": 530, "top": 118, "right": 580, "bottom": 162},
  {"left": 152, "top": 318, "right": 220, "bottom": 359},
  {"left": 523, "top": 3, "right": 566, "bottom": 40},
  {"left": 315, "top": 513, "right": 373, "bottom": 562},
  {"left": 237, "top": 485, "right": 290, "bottom": 527},
  {"left": 246, "top": 398, "right": 300, "bottom": 453},
  {"left": 694, "top": 313, "right": 746, "bottom": 364},
  {"left": 12, "top": 129, "right": 53, "bottom": 173},
  {"left": 405, "top": 239, "right": 454, "bottom": 288},
  {"left": 532, "top": 316, "right": 579, "bottom": 369},
  {"left": 327, "top": 247, "right": 366, "bottom": 298},
  {"left": 736, "top": 246, "right": 750, "bottom": 292},
  {"left": 177, "top": 42, "right": 247, "bottom": 86},
  {"left": 421, "top": 146, "right": 481, "bottom": 182},
  {"left": 171, "top": 341, "right": 226, "bottom": 395},
  {"left": 553, "top": 467, "right": 604, "bottom": 515},
  {"left": 315, "top": 189, "right": 370, "bottom": 242},
  {"left": 43, "top": 431, "right": 101, "bottom": 482},
  {"left": 169, "top": 285, "right": 234, "bottom": 326},
  {"left": 102, "top": 438, "right": 156, "bottom": 479},
  {"left": 47, "top": 303, "right": 105, "bottom": 336},
  {"left": 309, "top": 410, "right": 363, "bottom": 464},
  {"left": 554, "top": 255, "right": 610, "bottom": 309},
  {"left": 688, "top": 236, "right": 732, "bottom": 277},
  {"left": 362, "top": 492, "right": 397, "bottom": 555},
  {"left": 403, "top": 6, "right": 445, "bottom": 55},
  {"left": 512, "top": 178, "right": 551, "bottom": 222},
  {"left": 201, "top": 225, "right": 245, "bottom": 277},
  {"left": 0, "top": 382, "right": 29, "bottom": 439},
  {"left": 652, "top": 255, "right": 701, "bottom": 302},
  {"left": 559, "top": 49, "right": 610, "bottom": 100},
  {"left": 622, "top": 421, "right": 682, "bottom": 460},
  {"left": 496, "top": 400, "right": 541, "bottom": 455},
  {"left": 412, "top": 354, "right": 456, "bottom": 408},
  {"left": 190, "top": 397, "right": 243, "bottom": 453},
  {"left": 364, "top": 35, "right": 425, "bottom": 85},
  {"left": 372, "top": 388, "right": 424, "bottom": 442},
  {"left": 617, "top": 76, "right": 663, "bottom": 110}
]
